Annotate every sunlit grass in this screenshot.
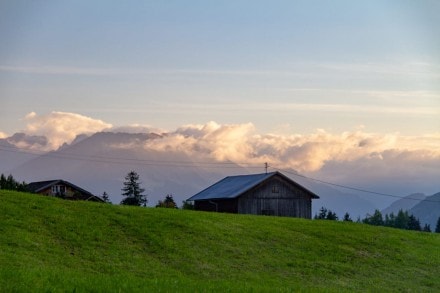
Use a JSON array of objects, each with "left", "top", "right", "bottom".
[{"left": 1, "top": 190, "right": 439, "bottom": 292}]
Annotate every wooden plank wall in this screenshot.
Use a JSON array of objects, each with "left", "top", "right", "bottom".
[{"left": 237, "top": 176, "right": 312, "bottom": 218}]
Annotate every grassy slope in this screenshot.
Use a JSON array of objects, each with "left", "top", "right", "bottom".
[{"left": 1, "top": 190, "right": 439, "bottom": 292}]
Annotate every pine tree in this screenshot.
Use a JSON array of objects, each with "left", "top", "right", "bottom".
[
  {"left": 156, "top": 194, "right": 177, "bottom": 208},
  {"left": 316, "top": 207, "right": 327, "bottom": 219},
  {"left": 343, "top": 212, "right": 352, "bottom": 222},
  {"left": 394, "top": 210, "right": 409, "bottom": 229},
  {"left": 120, "top": 171, "right": 147, "bottom": 206},
  {"left": 0, "top": 174, "right": 27, "bottom": 191},
  {"left": 363, "top": 210, "right": 383, "bottom": 226},
  {"left": 326, "top": 210, "right": 338, "bottom": 220},
  {"left": 0, "top": 174, "right": 6, "bottom": 189},
  {"left": 435, "top": 217, "right": 440, "bottom": 233},
  {"left": 102, "top": 192, "right": 111, "bottom": 203},
  {"left": 423, "top": 224, "right": 431, "bottom": 232},
  {"left": 407, "top": 215, "right": 421, "bottom": 231},
  {"left": 384, "top": 213, "right": 395, "bottom": 227}
]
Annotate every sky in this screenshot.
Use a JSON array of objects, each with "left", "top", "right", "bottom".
[
  {"left": 1, "top": 0, "right": 439, "bottom": 136},
  {"left": 0, "top": 1, "right": 440, "bottom": 198}
]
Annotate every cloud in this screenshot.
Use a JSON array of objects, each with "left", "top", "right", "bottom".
[
  {"left": 23, "top": 111, "right": 112, "bottom": 150},
  {"left": 133, "top": 122, "right": 440, "bottom": 196},
  {"left": 6, "top": 133, "right": 48, "bottom": 151},
  {"left": 120, "top": 122, "right": 440, "bottom": 176},
  {"left": 11, "top": 113, "right": 440, "bottom": 195},
  {"left": 15, "top": 114, "right": 440, "bottom": 177},
  {"left": 0, "top": 131, "right": 7, "bottom": 139},
  {"left": 133, "top": 121, "right": 256, "bottom": 164}
]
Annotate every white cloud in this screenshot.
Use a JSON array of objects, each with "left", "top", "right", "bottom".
[
  {"left": 12, "top": 113, "right": 440, "bottom": 193},
  {"left": 23, "top": 111, "right": 112, "bottom": 150},
  {"left": 124, "top": 122, "right": 440, "bottom": 175},
  {"left": 0, "top": 131, "right": 8, "bottom": 139},
  {"left": 138, "top": 123, "right": 440, "bottom": 195},
  {"left": 16, "top": 114, "right": 440, "bottom": 175}
]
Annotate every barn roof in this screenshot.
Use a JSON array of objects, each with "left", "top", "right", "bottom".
[{"left": 187, "top": 171, "right": 319, "bottom": 201}]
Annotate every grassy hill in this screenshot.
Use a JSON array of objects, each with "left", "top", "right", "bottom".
[{"left": 1, "top": 190, "right": 439, "bottom": 292}]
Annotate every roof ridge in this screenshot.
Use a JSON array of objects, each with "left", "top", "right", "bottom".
[{"left": 187, "top": 171, "right": 318, "bottom": 201}]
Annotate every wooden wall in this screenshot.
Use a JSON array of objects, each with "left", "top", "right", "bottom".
[
  {"left": 194, "top": 174, "right": 315, "bottom": 219},
  {"left": 237, "top": 176, "right": 312, "bottom": 218}
]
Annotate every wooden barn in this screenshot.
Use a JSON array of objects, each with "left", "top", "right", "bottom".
[
  {"left": 27, "top": 179, "right": 104, "bottom": 202},
  {"left": 187, "top": 171, "right": 319, "bottom": 218}
]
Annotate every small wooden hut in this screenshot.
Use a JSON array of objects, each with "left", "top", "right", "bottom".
[{"left": 187, "top": 171, "right": 319, "bottom": 218}]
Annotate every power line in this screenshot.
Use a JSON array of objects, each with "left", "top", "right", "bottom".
[
  {"left": 272, "top": 166, "right": 440, "bottom": 203},
  {"left": 1, "top": 143, "right": 438, "bottom": 203},
  {"left": 0, "top": 144, "right": 262, "bottom": 169}
]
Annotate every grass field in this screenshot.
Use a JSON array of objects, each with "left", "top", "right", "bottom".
[{"left": 1, "top": 190, "right": 439, "bottom": 292}]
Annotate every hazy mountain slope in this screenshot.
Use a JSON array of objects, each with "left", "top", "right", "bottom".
[
  {"left": 0, "top": 139, "right": 37, "bottom": 173},
  {"left": 11, "top": 132, "right": 247, "bottom": 205},
  {"left": 409, "top": 192, "right": 440, "bottom": 229},
  {"left": 382, "top": 193, "right": 427, "bottom": 215},
  {"left": 10, "top": 131, "right": 377, "bottom": 215}
]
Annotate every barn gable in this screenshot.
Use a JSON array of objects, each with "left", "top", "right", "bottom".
[{"left": 187, "top": 172, "right": 319, "bottom": 218}]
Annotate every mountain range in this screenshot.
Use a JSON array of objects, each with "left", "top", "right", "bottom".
[
  {"left": 1, "top": 131, "right": 438, "bottom": 221},
  {"left": 381, "top": 192, "right": 440, "bottom": 229}
]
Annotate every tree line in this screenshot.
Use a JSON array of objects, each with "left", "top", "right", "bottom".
[
  {"left": 2, "top": 172, "right": 439, "bottom": 230},
  {"left": 117, "top": 170, "right": 193, "bottom": 209},
  {"left": 0, "top": 174, "right": 28, "bottom": 192},
  {"left": 0, "top": 172, "right": 193, "bottom": 209},
  {"left": 315, "top": 206, "right": 440, "bottom": 233}
]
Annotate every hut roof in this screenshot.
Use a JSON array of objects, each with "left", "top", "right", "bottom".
[{"left": 187, "top": 171, "right": 319, "bottom": 201}]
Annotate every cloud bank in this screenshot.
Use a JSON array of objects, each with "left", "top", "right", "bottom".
[
  {"left": 22, "top": 111, "right": 112, "bottom": 150},
  {"left": 140, "top": 122, "right": 440, "bottom": 195},
  {"left": 5, "top": 113, "right": 439, "bottom": 195},
  {"left": 139, "top": 122, "right": 440, "bottom": 173}
]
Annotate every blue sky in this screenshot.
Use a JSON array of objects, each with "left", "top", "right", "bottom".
[{"left": 1, "top": 0, "right": 439, "bottom": 135}]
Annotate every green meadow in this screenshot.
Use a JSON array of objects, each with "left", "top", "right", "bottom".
[{"left": 1, "top": 190, "right": 439, "bottom": 292}]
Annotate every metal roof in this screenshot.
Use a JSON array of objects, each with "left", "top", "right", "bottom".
[{"left": 187, "top": 171, "right": 319, "bottom": 201}]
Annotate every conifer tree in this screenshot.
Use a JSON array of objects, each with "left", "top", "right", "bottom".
[
  {"left": 102, "top": 191, "right": 111, "bottom": 203},
  {"left": 394, "top": 210, "right": 409, "bottom": 229},
  {"left": 0, "top": 174, "right": 27, "bottom": 191},
  {"left": 363, "top": 210, "right": 384, "bottom": 226},
  {"left": 407, "top": 215, "right": 421, "bottom": 231},
  {"left": 423, "top": 224, "right": 431, "bottom": 232},
  {"left": 435, "top": 217, "right": 440, "bottom": 233},
  {"left": 156, "top": 194, "right": 177, "bottom": 208},
  {"left": 326, "top": 210, "right": 338, "bottom": 220},
  {"left": 0, "top": 174, "right": 6, "bottom": 189},
  {"left": 343, "top": 212, "right": 352, "bottom": 222},
  {"left": 316, "top": 207, "right": 327, "bottom": 219},
  {"left": 120, "top": 171, "right": 147, "bottom": 206}
]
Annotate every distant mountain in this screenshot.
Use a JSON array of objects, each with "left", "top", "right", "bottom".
[
  {"left": 381, "top": 193, "right": 427, "bottom": 216},
  {"left": 409, "top": 192, "right": 440, "bottom": 230},
  {"left": 8, "top": 131, "right": 377, "bottom": 216},
  {"left": 10, "top": 132, "right": 247, "bottom": 205},
  {"left": 0, "top": 139, "right": 38, "bottom": 173}
]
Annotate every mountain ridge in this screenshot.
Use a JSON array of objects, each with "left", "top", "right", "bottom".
[{"left": 0, "top": 131, "right": 392, "bottom": 217}]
